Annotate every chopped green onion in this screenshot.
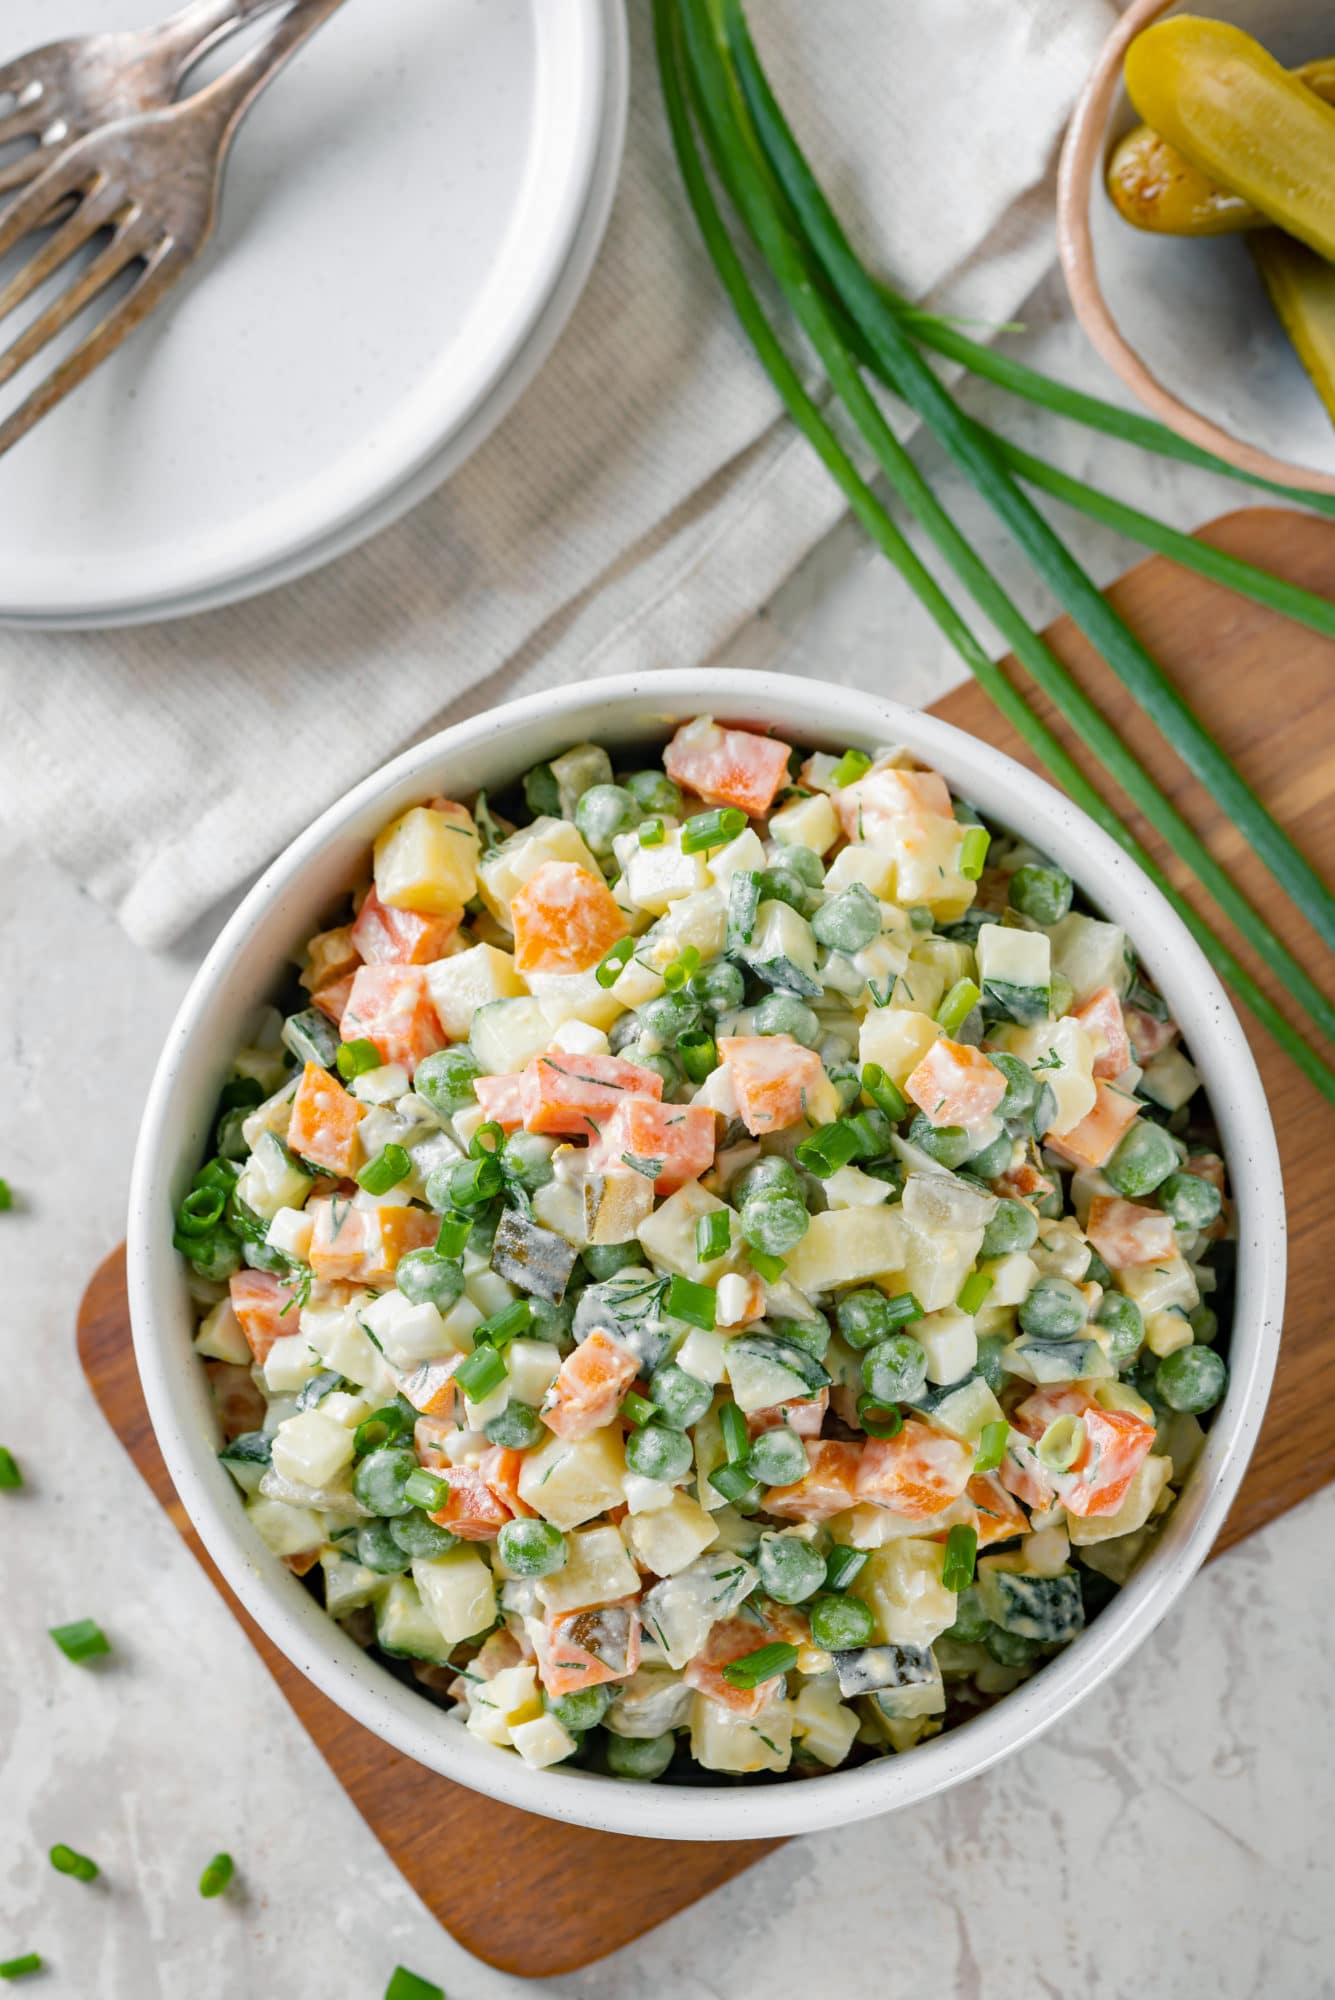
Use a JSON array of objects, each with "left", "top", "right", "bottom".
[
  {"left": 861, "top": 1063, "right": 907, "bottom": 1123},
  {"left": 936, "top": 978, "right": 982, "bottom": 1036},
  {"left": 335, "top": 1038, "right": 382, "bottom": 1083},
  {"left": 829, "top": 748, "right": 871, "bottom": 789},
  {"left": 357, "top": 1144, "right": 411, "bottom": 1196},
  {"left": 709, "top": 1460, "right": 762, "bottom": 1506},
  {"left": 198, "top": 1852, "right": 235, "bottom": 1900},
  {"left": 857, "top": 1394, "right": 903, "bottom": 1440},
  {"left": 449, "top": 1154, "right": 504, "bottom": 1207},
  {"left": 619, "top": 1390, "right": 658, "bottom": 1429},
  {"left": 824, "top": 1544, "right": 868, "bottom": 1592},
  {"left": 681, "top": 807, "right": 747, "bottom": 853},
  {"left": 958, "top": 826, "right": 991, "bottom": 880},
  {"left": 435, "top": 1210, "right": 472, "bottom": 1258},
  {"left": 0, "top": 1448, "right": 21, "bottom": 1491},
  {"left": 384, "top": 1971, "right": 444, "bottom": 2000},
  {"left": 457, "top": 1345, "right": 507, "bottom": 1402},
  {"left": 0, "top": 1180, "right": 11, "bottom": 1213},
  {"left": 477, "top": 1300, "right": 532, "bottom": 1348},
  {"left": 49, "top": 1845, "right": 98, "bottom": 1884},
  {"left": 403, "top": 1468, "right": 448, "bottom": 1511},
  {"left": 665, "top": 1273, "right": 716, "bottom": 1330},
  {"left": 663, "top": 945, "right": 701, "bottom": 992},
  {"left": 719, "top": 1400, "right": 750, "bottom": 1463},
  {"left": 678, "top": 1029, "right": 719, "bottom": 1082},
  {"left": 176, "top": 1184, "right": 227, "bottom": 1236},
  {"left": 595, "top": 937, "right": 634, "bottom": 988},
  {"left": 794, "top": 1120, "right": 862, "bottom": 1178},
  {"left": 469, "top": 1121, "right": 504, "bottom": 1159},
  {"left": 941, "top": 1523, "right": 979, "bottom": 1593},
  {"left": 696, "top": 1210, "right": 731, "bottom": 1262},
  {"left": 957, "top": 1270, "right": 994, "bottom": 1317},
  {"left": 354, "top": 1404, "right": 414, "bottom": 1457},
  {"left": 1037, "top": 1414, "right": 1086, "bottom": 1473},
  {"left": 748, "top": 1247, "right": 785, "bottom": 1282},
  {"left": 973, "top": 1420, "right": 1010, "bottom": 1475},
  {"left": 49, "top": 1619, "right": 109, "bottom": 1665},
  {"left": 638, "top": 818, "right": 666, "bottom": 847},
  {"left": 0, "top": 1955, "right": 42, "bottom": 1980},
  {"left": 721, "top": 1641, "right": 799, "bottom": 1690}
]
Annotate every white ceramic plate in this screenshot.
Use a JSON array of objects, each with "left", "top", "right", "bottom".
[
  {"left": 128, "top": 671, "right": 1285, "bottom": 1842},
  {"left": 0, "top": 0, "right": 622, "bottom": 625}
]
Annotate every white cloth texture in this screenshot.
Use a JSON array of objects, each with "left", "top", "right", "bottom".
[{"left": 0, "top": 0, "right": 1115, "bottom": 950}]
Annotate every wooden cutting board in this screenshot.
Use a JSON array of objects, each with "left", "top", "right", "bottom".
[{"left": 77, "top": 507, "right": 1335, "bottom": 1978}]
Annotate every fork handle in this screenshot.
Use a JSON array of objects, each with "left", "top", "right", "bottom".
[
  {"left": 156, "top": 0, "right": 290, "bottom": 82},
  {"left": 189, "top": 0, "right": 347, "bottom": 139}
]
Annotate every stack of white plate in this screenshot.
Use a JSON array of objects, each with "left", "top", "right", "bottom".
[{"left": 0, "top": 0, "right": 628, "bottom": 628}]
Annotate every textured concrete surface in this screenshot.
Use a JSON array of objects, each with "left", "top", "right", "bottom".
[{"left": 2, "top": 268, "right": 1330, "bottom": 1996}]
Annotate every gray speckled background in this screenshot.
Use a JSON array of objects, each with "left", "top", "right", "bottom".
[{"left": 3, "top": 276, "right": 1331, "bottom": 1997}]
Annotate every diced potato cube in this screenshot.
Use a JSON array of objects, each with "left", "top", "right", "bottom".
[
  {"left": 266, "top": 1205, "right": 316, "bottom": 1262},
  {"left": 193, "top": 1298, "right": 250, "bottom": 1366},
  {"left": 469, "top": 996, "right": 551, "bottom": 1075},
  {"left": 300, "top": 1303, "right": 389, "bottom": 1391},
  {"left": 792, "top": 1677, "right": 860, "bottom": 1767},
  {"left": 533, "top": 1179, "right": 589, "bottom": 1248},
  {"left": 1144, "top": 1309, "right": 1194, "bottom": 1358},
  {"left": 413, "top": 1548, "right": 497, "bottom": 1643},
  {"left": 236, "top": 1131, "right": 311, "bottom": 1222},
  {"left": 636, "top": 1179, "right": 733, "bottom": 1280},
  {"left": 527, "top": 967, "right": 627, "bottom": 1033},
  {"left": 582, "top": 1168, "right": 656, "bottom": 1246},
  {"left": 823, "top": 843, "right": 898, "bottom": 897},
  {"left": 360, "top": 1291, "right": 448, "bottom": 1369},
  {"left": 783, "top": 1207, "right": 906, "bottom": 1295},
  {"left": 704, "top": 826, "right": 766, "bottom": 888},
  {"left": 375, "top": 802, "right": 479, "bottom": 915},
  {"left": 623, "top": 1494, "right": 719, "bottom": 1576},
  {"left": 425, "top": 943, "right": 526, "bottom": 1041},
  {"left": 925, "top": 1376, "right": 1004, "bottom": 1444},
  {"left": 656, "top": 887, "right": 728, "bottom": 961},
  {"left": 1048, "top": 912, "right": 1132, "bottom": 1006},
  {"left": 902, "top": 1223, "right": 983, "bottom": 1314},
  {"left": 270, "top": 1410, "right": 356, "bottom": 1488},
  {"left": 246, "top": 1495, "right": 325, "bottom": 1558},
  {"left": 859, "top": 1007, "right": 942, "bottom": 1086},
  {"left": 536, "top": 1525, "right": 640, "bottom": 1615},
  {"left": 822, "top": 1165, "right": 891, "bottom": 1210},
  {"left": 913, "top": 1306, "right": 978, "bottom": 1385},
  {"left": 506, "top": 1338, "right": 564, "bottom": 1406},
  {"left": 769, "top": 792, "right": 839, "bottom": 855},
  {"left": 677, "top": 1327, "right": 730, "bottom": 1385},
  {"left": 690, "top": 1694, "right": 794, "bottom": 1773},
  {"left": 262, "top": 1335, "right": 321, "bottom": 1396},
  {"left": 619, "top": 827, "right": 709, "bottom": 914},
  {"left": 1139, "top": 1047, "right": 1200, "bottom": 1113},
  {"left": 510, "top": 1712, "right": 578, "bottom": 1769},
  {"left": 1117, "top": 1255, "right": 1200, "bottom": 1316},
  {"left": 852, "top": 1538, "right": 957, "bottom": 1646},
  {"left": 982, "top": 1251, "right": 1039, "bottom": 1308},
  {"left": 517, "top": 1427, "right": 627, "bottom": 1530}
]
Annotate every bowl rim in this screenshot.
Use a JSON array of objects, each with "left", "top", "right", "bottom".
[
  {"left": 127, "top": 668, "right": 1285, "bottom": 1842},
  {"left": 1056, "top": 0, "right": 1335, "bottom": 498}
]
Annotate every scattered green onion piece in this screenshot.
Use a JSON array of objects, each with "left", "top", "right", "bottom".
[
  {"left": 435, "top": 1211, "right": 472, "bottom": 1258},
  {"left": 477, "top": 1299, "right": 532, "bottom": 1348},
  {"left": 456, "top": 1345, "right": 507, "bottom": 1402},
  {"left": 941, "top": 1523, "right": 979, "bottom": 1593},
  {"left": 696, "top": 1210, "right": 731, "bottom": 1262},
  {"left": 177, "top": 1185, "right": 227, "bottom": 1236},
  {"left": 709, "top": 1460, "right": 762, "bottom": 1506},
  {"left": 0, "top": 1955, "right": 42, "bottom": 1980},
  {"left": 619, "top": 1390, "right": 658, "bottom": 1429},
  {"left": 1037, "top": 1415, "right": 1086, "bottom": 1473},
  {"left": 357, "top": 1144, "right": 411, "bottom": 1196},
  {"left": 595, "top": 937, "right": 635, "bottom": 988},
  {"left": 824, "top": 1544, "right": 868, "bottom": 1592},
  {"left": 335, "top": 1038, "right": 382, "bottom": 1083},
  {"left": 663, "top": 946, "right": 701, "bottom": 992},
  {"left": 748, "top": 1247, "right": 785, "bottom": 1282},
  {"left": 638, "top": 818, "right": 666, "bottom": 847},
  {"left": 665, "top": 1273, "right": 717, "bottom": 1330},
  {"left": 681, "top": 807, "right": 747, "bottom": 854},
  {"left": 450, "top": 1154, "right": 504, "bottom": 1207},
  {"left": 857, "top": 1394, "right": 903, "bottom": 1440},
  {"left": 958, "top": 827, "right": 991, "bottom": 880},
  {"left": 49, "top": 1619, "right": 109, "bottom": 1665},
  {"left": 469, "top": 1121, "right": 504, "bottom": 1159},
  {"left": 721, "top": 1641, "right": 799, "bottom": 1690},
  {"left": 828, "top": 748, "right": 871, "bottom": 788},
  {"left": 198, "top": 1852, "right": 235, "bottom": 1900},
  {"left": 861, "top": 1063, "right": 907, "bottom": 1123},
  {"left": 719, "top": 1401, "right": 750, "bottom": 1463},
  {"left": 353, "top": 1405, "right": 413, "bottom": 1457},
  {"left": 678, "top": 1029, "right": 719, "bottom": 1082},
  {"left": 384, "top": 1970, "right": 444, "bottom": 2000},
  {"left": 0, "top": 1180, "right": 11, "bottom": 1213},
  {"left": 957, "top": 1269, "right": 994, "bottom": 1316},
  {"left": 936, "top": 978, "right": 982, "bottom": 1036},
  {"left": 0, "top": 1448, "right": 22, "bottom": 1491},
  {"left": 403, "top": 1468, "right": 449, "bottom": 1511},
  {"left": 794, "top": 1120, "right": 862, "bottom": 1178},
  {"left": 49, "top": 1845, "right": 98, "bottom": 1884},
  {"left": 973, "top": 1420, "right": 1010, "bottom": 1475}
]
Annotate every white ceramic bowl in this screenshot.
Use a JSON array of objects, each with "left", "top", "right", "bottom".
[{"left": 128, "top": 671, "right": 1285, "bottom": 1841}]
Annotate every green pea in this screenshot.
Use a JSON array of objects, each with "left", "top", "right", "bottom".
[
  {"left": 389, "top": 1513, "right": 459, "bottom": 1559},
  {"left": 527, "top": 1297, "right": 575, "bottom": 1347},
  {"left": 734, "top": 1155, "right": 802, "bottom": 1206},
  {"left": 980, "top": 1197, "right": 1038, "bottom": 1258},
  {"left": 549, "top": 1684, "right": 613, "bottom": 1731},
  {"left": 395, "top": 1249, "right": 465, "bottom": 1312},
  {"left": 355, "top": 1520, "right": 414, "bottom": 1575},
  {"left": 581, "top": 1241, "right": 646, "bottom": 1281},
  {"left": 967, "top": 1129, "right": 1014, "bottom": 1180},
  {"left": 640, "top": 990, "right": 704, "bottom": 1041},
  {"left": 352, "top": 1446, "right": 418, "bottom": 1518},
  {"left": 1189, "top": 1304, "right": 1219, "bottom": 1345},
  {"left": 745, "top": 1426, "right": 808, "bottom": 1487},
  {"left": 625, "top": 1425, "right": 694, "bottom": 1483},
  {"left": 835, "top": 1288, "right": 900, "bottom": 1351},
  {"left": 861, "top": 1333, "right": 928, "bottom": 1404},
  {"left": 624, "top": 770, "right": 683, "bottom": 817},
  {"left": 497, "top": 1518, "right": 567, "bottom": 1578},
  {"left": 808, "top": 1593, "right": 874, "bottom": 1650},
  {"left": 1084, "top": 1246, "right": 1114, "bottom": 1288},
  {"left": 907, "top": 1113, "right": 973, "bottom": 1170},
  {"left": 575, "top": 783, "right": 642, "bottom": 858},
  {"left": 1018, "top": 1276, "right": 1087, "bottom": 1340},
  {"left": 502, "top": 1131, "right": 555, "bottom": 1194},
  {"left": 605, "top": 1731, "right": 676, "bottom": 1781},
  {"left": 414, "top": 1046, "right": 483, "bottom": 1118},
  {"left": 1105, "top": 1120, "right": 1179, "bottom": 1198},
  {"left": 649, "top": 1363, "right": 714, "bottom": 1430},
  {"left": 753, "top": 992, "right": 821, "bottom": 1046},
  {"left": 774, "top": 844, "right": 825, "bottom": 889},
  {"left": 740, "top": 1189, "right": 810, "bottom": 1258},
  {"left": 811, "top": 881, "right": 880, "bottom": 954},
  {"left": 1157, "top": 1171, "right": 1222, "bottom": 1231},
  {"left": 689, "top": 959, "right": 745, "bottom": 1019},
  {"left": 757, "top": 1533, "right": 826, "bottom": 1604},
  {"left": 485, "top": 1401, "right": 547, "bottom": 1450},
  {"left": 1156, "top": 1344, "right": 1228, "bottom": 1414},
  {"left": 1008, "top": 863, "right": 1073, "bottom": 926},
  {"left": 1095, "top": 1290, "right": 1144, "bottom": 1367}
]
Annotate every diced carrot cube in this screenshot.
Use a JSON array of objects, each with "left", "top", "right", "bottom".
[
  {"left": 311, "top": 971, "right": 355, "bottom": 1028},
  {"left": 1124, "top": 1005, "right": 1178, "bottom": 1063},
  {"left": 855, "top": 1420, "right": 973, "bottom": 1518},
  {"left": 1073, "top": 986, "right": 1132, "bottom": 1081},
  {"left": 520, "top": 1051, "right": 663, "bottom": 1138},
  {"left": 594, "top": 1098, "right": 717, "bottom": 1194},
  {"left": 1046, "top": 1084, "right": 1142, "bottom": 1170},
  {"left": 682, "top": 1616, "right": 787, "bottom": 1718},
  {"left": 203, "top": 1360, "right": 268, "bottom": 1441},
  {"left": 300, "top": 924, "right": 360, "bottom": 995},
  {"left": 1085, "top": 1195, "right": 1176, "bottom": 1270},
  {"left": 414, "top": 1416, "right": 455, "bottom": 1468},
  {"left": 745, "top": 1389, "right": 828, "bottom": 1439},
  {"left": 228, "top": 1269, "right": 297, "bottom": 1362},
  {"left": 428, "top": 1465, "right": 512, "bottom": 1542},
  {"left": 831, "top": 763, "right": 952, "bottom": 840},
  {"left": 966, "top": 1472, "right": 1029, "bottom": 1548},
  {"left": 287, "top": 1061, "right": 365, "bottom": 1176},
  {"left": 537, "top": 1600, "right": 641, "bottom": 1698},
  {"left": 511, "top": 861, "right": 628, "bottom": 976},
  {"left": 719, "top": 1034, "right": 827, "bottom": 1137},
  {"left": 397, "top": 1355, "right": 465, "bottom": 1419},
  {"left": 473, "top": 1073, "right": 528, "bottom": 1131},
  {"left": 541, "top": 1329, "right": 639, "bottom": 1442},
  {"left": 998, "top": 1430, "right": 1055, "bottom": 1514},
  {"left": 307, "top": 1200, "right": 437, "bottom": 1285},
  {"left": 994, "top": 1159, "right": 1055, "bottom": 1203},
  {"left": 764, "top": 1439, "right": 862, "bottom": 1522},
  {"left": 663, "top": 718, "right": 792, "bottom": 818},
  {"left": 341, "top": 963, "right": 446, "bottom": 1075},
  {"left": 481, "top": 1444, "right": 535, "bottom": 1520},
  {"left": 351, "top": 887, "right": 462, "bottom": 967},
  {"left": 905, "top": 1038, "right": 1006, "bottom": 1129},
  {"left": 1012, "top": 1386, "right": 1155, "bottom": 1518}
]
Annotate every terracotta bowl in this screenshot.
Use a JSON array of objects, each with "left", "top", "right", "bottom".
[{"left": 1058, "top": 0, "right": 1335, "bottom": 495}]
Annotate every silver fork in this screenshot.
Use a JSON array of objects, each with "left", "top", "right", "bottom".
[
  {"left": 0, "top": 0, "right": 288, "bottom": 198},
  {"left": 0, "top": 0, "right": 346, "bottom": 460}
]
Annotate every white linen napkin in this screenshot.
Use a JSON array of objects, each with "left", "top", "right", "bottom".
[{"left": 0, "top": 0, "right": 1115, "bottom": 949}]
